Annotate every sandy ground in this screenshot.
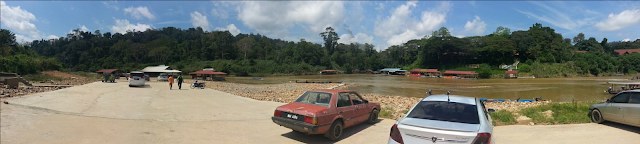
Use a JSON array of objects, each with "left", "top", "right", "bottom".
[
  {"left": 1, "top": 79, "right": 639, "bottom": 144},
  {"left": 1, "top": 80, "right": 395, "bottom": 144},
  {"left": 494, "top": 123, "right": 640, "bottom": 144}
]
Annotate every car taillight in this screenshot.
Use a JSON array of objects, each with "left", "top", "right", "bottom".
[
  {"left": 472, "top": 133, "right": 491, "bottom": 144},
  {"left": 390, "top": 124, "right": 404, "bottom": 144},
  {"left": 142, "top": 76, "right": 145, "bottom": 79},
  {"left": 274, "top": 110, "right": 282, "bottom": 117},
  {"left": 304, "top": 116, "right": 318, "bottom": 125},
  {"left": 129, "top": 75, "right": 132, "bottom": 78}
]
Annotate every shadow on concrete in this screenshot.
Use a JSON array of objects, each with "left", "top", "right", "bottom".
[
  {"left": 129, "top": 84, "right": 152, "bottom": 88},
  {"left": 280, "top": 119, "right": 382, "bottom": 144},
  {"left": 602, "top": 122, "right": 640, "bottom": 134}
]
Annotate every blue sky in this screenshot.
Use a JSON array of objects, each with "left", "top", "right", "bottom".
[{"left": 2, "top": 1, "right": 639, "bottom": 50}]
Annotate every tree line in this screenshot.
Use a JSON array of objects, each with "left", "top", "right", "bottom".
[{"left": 1, "top": 23, "right": 639, "bottom": 77}]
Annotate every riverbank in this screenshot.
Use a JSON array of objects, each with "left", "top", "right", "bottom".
[{"left": 200, "top": 81, "right": 557, "bottom": 121}]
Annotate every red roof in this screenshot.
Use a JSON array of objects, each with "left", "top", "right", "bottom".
[
  {"left": 410, "top": 69, "right": 440, "bottom": 73},
  {"left": 614, "top": 49, "right": 640, "bottom": 55},
  {"left": 505, "top": 71, "right": 518, "bottom": 74},
  {"left": 443, "top": 71, "right": 477, "bottom": 75},
  {"left": 189, "top": 70, "right": 227, "bottom": 75},
  {"left": 96, "top": 69, "right": 119, "bottom": 73}
]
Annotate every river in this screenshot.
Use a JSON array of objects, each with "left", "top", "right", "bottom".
[{"left": 224, "top": 74, "right": 639, "bottom": 102}]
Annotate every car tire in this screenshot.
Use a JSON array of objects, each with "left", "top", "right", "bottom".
[
  {"left": 368, "top": 109, "right": 379, "bottom": 124},
  {"left": 129, "top": 85, "right": 132, "bottom": 87},
  {"left": 591, "top": 109, "right": 605, "bottom": 124},
  {"left": 324, "top": 121, "right": 343, "bottom": 141}
]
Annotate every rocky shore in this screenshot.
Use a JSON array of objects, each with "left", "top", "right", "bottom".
[{"left": 1, "top": 71, "right": 99, "bottom": 98}]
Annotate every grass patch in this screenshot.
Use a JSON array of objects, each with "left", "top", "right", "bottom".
[
  {"left": 379, "top": 107, "right": 395, "bottom": 119},
  {"left": 520, "top": 101, "right": 598, "bottom": 124},
  {"left": 489, "top": 110, "right": 517, "bottom": 125},
  {"left": 23, "top": 74, "right": 67, "bottom": 82}
]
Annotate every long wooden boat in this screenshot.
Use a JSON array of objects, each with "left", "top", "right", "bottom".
[{"left": 605, "top": 82, "right": 640, "bottom": 94}]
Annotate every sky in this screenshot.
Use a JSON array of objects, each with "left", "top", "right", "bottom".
[{"left": 2, "top": 1, "right": 640, "bottom": 50}]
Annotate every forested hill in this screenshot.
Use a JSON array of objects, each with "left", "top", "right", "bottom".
[{"left": 1, "top": 23, "right": 640, "bottom": 77}]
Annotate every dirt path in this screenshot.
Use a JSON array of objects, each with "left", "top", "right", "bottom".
[{"left": 1, "top": 80, "right": 395, "bottom": 144}]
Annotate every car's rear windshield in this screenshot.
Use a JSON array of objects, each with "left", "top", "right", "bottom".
[
  {"left": 406, "top": 101, "right": 480, "bottom": 124},
  {"left": 294, "top": 91, "right": 332, "bottom": 107},
  {"left": 130, "top": 73, "right": 144, "bottom": 77}
]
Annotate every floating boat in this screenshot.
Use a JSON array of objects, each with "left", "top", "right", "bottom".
[
  {"left": 605, "top": 82, "right": 640, "bottom": 94},
  {"left": 252, "top": 77, "right": 263, "bottom": 80},
  {"left": 480, "top": 96, "right": 545, "bottom": 102}
]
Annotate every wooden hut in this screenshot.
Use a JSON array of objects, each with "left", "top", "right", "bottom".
[
  {"left": 505, "top": 71, "right": 518, "bottom": 79},
  {"left": 189, "top": 69, "right": 227, "bottom": 81}
]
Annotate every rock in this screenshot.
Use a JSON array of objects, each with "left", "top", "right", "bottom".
[
  {"left": 540, "top": 110, "right": 554, "bottom": 119},
  {"left": 528, "top": 122, "right": 535, "bottom": 126},
  {"left": 517, "top": 115, "right": 532, "bottom": 125},
  {"left": 3, "top": 101, "right": 8, "bottom": 104}
]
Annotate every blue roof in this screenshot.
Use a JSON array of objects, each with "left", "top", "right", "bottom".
[{"left": 379, "top": 68, "right": 406, "bottom": 72}]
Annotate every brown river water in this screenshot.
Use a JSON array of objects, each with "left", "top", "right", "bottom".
[{"left": 224, "top": 74, "right": 639, "bottom": 102}]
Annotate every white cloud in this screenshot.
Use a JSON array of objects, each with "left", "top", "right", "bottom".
[
  {"left": 215, "top": 24, "right": 241, "bottom": 35},
  {"left": 0, "top": 1, "right": 57, "bottom": 42},
  {"left": 622, "top": 38, "right": 631, "bottom": 42},
  {"left": 463, "top": 16, "right": 487, "bottom": 36},
  {"left": 102, "top": 1, "right": 119, "bottom": 10},
  {"left": 190, "top": 11, "right": 210, "bottom": 31},
  {"left": 374, "top": 1, "right": 450, "bottom": 46},
  {"left": 594, "top": 9, "right": 640, "bottom": 31},
  {"left": 517, "top": 2, "right": 597, "bottom": 31},
  {"left": 110, "top": 19, "right": 152, "bottom": 34},
  {"left": 80, "top": 25, "right": 89, "bottom": 32},
  {"left": 237, "top": 1, "right": 345, "bottom": 37},
  {"left": 338, "top": 33, "right": 373, "bottom": 44},
  {"left": 375, "top": 3, "right": 385, "bottom": 11},
  {"left": 124, "top": 6, "right": 156, "bottom": 20}
]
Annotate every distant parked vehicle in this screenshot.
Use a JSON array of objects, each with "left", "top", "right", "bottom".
[
  {"left": 272, "top": 90, "right": 380, "bottom": 141},
  {"left": 102, "top": 73, "right": 115, "bottom": 83},
  {"left": 388, "top": 92, "right": 495, "bottom": 144},
  {"left": 128, "top": 72, "right": 146, "bottom": 87},
  {"left": 190, "top": 81, "right": 205, "bottom": 89},
  {"left": 589, "top": 90, "right": 640, "bottom": 127},
  {"left": 158, "top": 73, "right": 169, "bottom": 81},
  {"left": 144, "top": 74, "right": 150, "bottom": 81}
]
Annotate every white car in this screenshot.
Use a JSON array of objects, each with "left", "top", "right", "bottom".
[
  {"left": 389, "top": 94, "right": 495, "bottom": 144},
  {"left": 158, "top": 74, "right": 169, "bottom": 81},
  {"left": 128, "top": 71, "right": 146, "bottom": 87},
  {"left": 589, "top": 90, "right": 640, "bottom": 127}
]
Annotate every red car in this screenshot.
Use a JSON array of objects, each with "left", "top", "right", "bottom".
[{"left": 272, "top": 89, "right": 381, "bottom": 140}]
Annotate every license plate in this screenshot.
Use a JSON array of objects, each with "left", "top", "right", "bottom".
[
  {"left": 287, "top": 114, "right": 299, "bottom": 120},
  {"left": 134, "top": 78, "right": 139, "bottom": 80}
]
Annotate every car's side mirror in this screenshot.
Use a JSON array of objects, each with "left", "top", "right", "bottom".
[
  {"left": 488, "top": 109, "right": 496, "bottom": 113},
  {"left": 364, "top": 100, "right": 369, "bottom": 104},
  {"left": 606, "top": 99, "right": 611, "bottom": 103}
]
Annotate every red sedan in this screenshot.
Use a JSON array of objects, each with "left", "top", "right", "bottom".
[{"left": 272, "top": 89, "right": 381, "bottom": 140}]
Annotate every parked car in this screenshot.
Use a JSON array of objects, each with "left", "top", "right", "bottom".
[
  {"left": 272, "top": 90, "right": 381, "bottom": 140},
  {"left": 128, "top": 71, "right": 146, "bottom": 87},
  {"left": 388, "top": 94, "right": 495, "bottom": 144},
  {"left": 144, "top": 74, "right": 150, "bottom": 81},
  {"left": 158, "top": 73, "right": 169, "bottom": 81},
  {"left": 589, "top": 90, "right": 640, "bottom": 127}
]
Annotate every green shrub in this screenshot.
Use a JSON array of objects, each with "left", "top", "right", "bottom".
[
  {"left": 520, "top": 101, "right": 598, "bottom": 124},
  {"left": 379, "top": 107, "right": 395, "bottom": 119},
  {"left": 489, "top": 110, "right": 517, "bottom": 125}
]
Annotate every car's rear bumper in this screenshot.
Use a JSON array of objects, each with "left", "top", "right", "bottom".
[{"left": 272, "top": 116, "right": 320, "bottom": 134}]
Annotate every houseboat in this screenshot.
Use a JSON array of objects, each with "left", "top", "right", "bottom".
[
  {"left": 505, "top": 71, "right": 518, "bottom": 79},
  {"left": 319, "top": 70, "right": 338, "bottom": 75},
  {"left": 409, "top": 69, "right": 441, "bottom": 78},
  {"left": 442, "top": 71, "right": 478, "bottom": 79},
  {"left": 379, "top": 68, "right": 407, "bottom": 75}
]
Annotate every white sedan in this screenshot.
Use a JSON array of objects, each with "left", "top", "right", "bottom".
[
  {"left": 388, "top": 94, "right": 495, "bottom": 144},
  {"left": 589, "top": 90, "right": 640, "bottom": 127}
]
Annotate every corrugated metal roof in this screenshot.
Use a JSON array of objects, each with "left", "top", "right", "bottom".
[
  {"left": 140, "top": 65, "right": 181, "bottom": 73},
  {"left": 189, "top": 70, "right": 227, "bottom": 75},
  {"left": 443, "top": 71, "right": 477, "bottom": 75}
]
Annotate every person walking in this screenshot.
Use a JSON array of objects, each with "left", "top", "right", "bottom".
[
  {"left": 168, "top": 75, "right": 175, "bottom": 90},
  {"left": 177, "top": 75, "right": 184, "bottom": 90}
]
